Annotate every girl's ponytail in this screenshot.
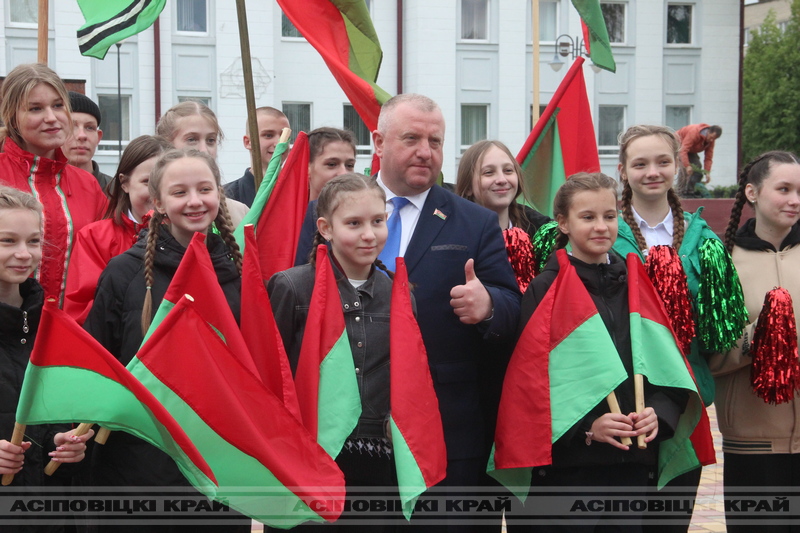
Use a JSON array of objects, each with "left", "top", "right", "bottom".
[
  {"left": 214, "top": 189, "right": 243, "bottom": 275},
  {"left": 619, "top": 180, "right": 648, "bottom": 252}
]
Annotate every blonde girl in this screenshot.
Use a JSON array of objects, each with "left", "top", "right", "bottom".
[
  {"left": 156, "top": 100, "right": 249, "bottom": 226},
  {"left": 0, "top": 186, "right": 93, "bottom": 491}
]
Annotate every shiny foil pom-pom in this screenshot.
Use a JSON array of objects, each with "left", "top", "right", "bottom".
[
  {"left": 750, "top": 287, "right": 800, "bottom": 405},
  {"left": 532, "top": 221, "right": 559, "bottom": 275},
  {"left": 504, "top": 227, "right": 534, "bottom": 293},
  {"left": 697, "top": 238, "right": 749, "bottom": 353},
  {"left": 644, "top": 245, "right": 695, "bottom": 355}
]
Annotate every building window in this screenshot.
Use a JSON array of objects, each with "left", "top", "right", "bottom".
[
  {"left": 530, "top": 104, "right": 549, "bottom": 131},
  {"left": 666, "top": 106, "right": 691, "bottom": 132},
  {"left": 667, "top": 4, "right": 692, "bottom": 44},
  {"left": 598, "top": 105, "right": 625, "bottom": 155},
  {"left": 282, "top": 12, "right": 303, "bottom": 38},
  {"left": 601, "top": 2, "right": 626, "bottom": 44},
  {"left": 97, "top": 95, "right": 131, "bottom": 150},
  {"left": 343, "top": 105, "right": 372, "bottom": 156},
  {"left": 8, "top": 0, "right": 36, "bottom": 25},
  {"left": 461, "top": 104, "right": 488, "bottom": 153},
  {"left": 461, "top": 0, "right": 488, "bottom": 40},
  {"left": 178, "top": 95, "right": 211, "bottom": 107},
  {"left": 176, "top": 0, "right": 207, "bottom": 33},
  {"left": 539, "top": 0, "right": 558, "bottom": 42},
  {"left": 282, "top": 103, "right": 311, "bottom": 143}
]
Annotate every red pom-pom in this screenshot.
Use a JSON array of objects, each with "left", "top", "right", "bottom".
[
  {"left": 644, "top": 245, "right": 696, "bottom": 355},
  {"left": 751, "top": 287, "right": 800, "bottom": 405},
  {"left": 503, "top": 227, "right": 535, "bottom": 293}
]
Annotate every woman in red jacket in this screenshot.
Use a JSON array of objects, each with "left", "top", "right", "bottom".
[
  {"left": 0, "top": 63, "right": 106, "bottom": 306},
  {"left": 64, "top": 135, "right": 171, "bottom": 324}
]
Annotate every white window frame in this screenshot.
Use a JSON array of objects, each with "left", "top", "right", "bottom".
[
  {"left": 666, "top": 3, "right": 694, "bottom": 46},
  {"left": 528, "top": 0, "right": 560, "bottom": 44},
  {"left": 281, "top": 12, "right": 305, "bottom": 41},
  {"left": 665, "top": 105, "right": 692, "bottom": 132},
  {"left": 343, "top": 104, "right": 372, "bottom": 156},
  {"left": 282, "top": 102, "right": 312, "bottom": 143},
  {"left": 460, "top": 104, "right": 489, "bottom": 153},
  {"left": 5, "top": 0, "right": 46, "bottom": 29},
  {"left": 601, "top": 1, "right": 627, "bottom": 45},
  {"left": 459, "top": 0, "right": 490, "bottom": 43},
  {"left": 175, "top": 0, "right": 210, "bottom": 36},
  {"left": 597, "top": 105, "right": 626, "bottom": 156},
  {"left": 96, "top": 94, "right": 133, "bottom": 152}
]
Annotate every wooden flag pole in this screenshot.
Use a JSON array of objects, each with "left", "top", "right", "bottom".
[
  {"left": 95, "top": 427, "right": 111, "bottom": 445},
  {"left": 37, "top": 0, "right": 48, "bottom": 64},
  {"left": 532, "top": 0, "right": 540, "bottom": 124},
  {"left": 606, "top": 391, "right": 632, "bottom": 446},
  {"left": 44, "top": 423, "right": 94, "bottom": 476},
  {"left": 635, "top": 374, "right": 647, "bottom": 449},
  {"left": 1, "top": 423, "right": 27, "bottom": 486},
  {"left": 235, "top": 0, "right": 263, "bottom": 191}
]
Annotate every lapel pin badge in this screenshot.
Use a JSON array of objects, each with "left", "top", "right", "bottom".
[{"left": 433, "top": 209, "right": 447, "bottom": 221}]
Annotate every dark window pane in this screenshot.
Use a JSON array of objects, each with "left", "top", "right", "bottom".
[
  {"left": 667, "top": 5, "right": 692, "bottom": 44},
  {"left": 282, "top": 13, "right": 303, "bottom": 38},
  {"left": 343, "top": 105, "right": 372, "bottom": 155},
  {"left": 461, "top": 0, "right": 488, "bottom": 40},
  {"left": 282, "top": 103, "right": 311, "bottom": 143},
  {"left": 601, "top": 3, "right": 625, "bottom": 43}
]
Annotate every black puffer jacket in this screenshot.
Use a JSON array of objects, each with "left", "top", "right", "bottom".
[
  {"left": 83, "top": 226, "right": 241, "bottom": 489},
  {"left": 0, "top": 279, "right": 51, "bottom": 487},
  {"left": 520, "top": 253, "right": 685, "bottom": 468}
]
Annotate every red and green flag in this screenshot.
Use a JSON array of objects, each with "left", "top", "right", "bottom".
[
  {"left": 76, "top": 0, "right": 166, "bottom": 59},
  {"left": 572, "top": 0, "right": 616, "bottom": 72},
  {"left": 295, "top": 245, "right": 361, "bottom": 457},
  {"left": 388, "top": 258, "right": 447, "bottom": 520},
  {"left": 143, "top": 233, "right": 259, "bottom": 377},
  {"left": 489, "top": 251, "right": 710, "bottom": 499},
  {"left": 277, "top": 0, "right": 391, "bottom": 172},
  {"left": 15, "top": 300, "right": 216, "bottom": 493},
  {"left": 241, "top": 224, "right": 302, "bottom": 421},
  {"left": 625, "top": 254, "right": 716, "bottom": 483},
  {"left": 128, "top": 295, "right": 346, "bottom": 526},
  {"left": 517, "top": 57, "right": 599, "bottom": 217},
  {"left": 489, "top": 249, "right": 627, "bottom": 500},
  {"left": 234, "top": 132, "right": 310, "bottom": 282}
]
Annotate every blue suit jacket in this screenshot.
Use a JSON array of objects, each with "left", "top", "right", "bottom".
[{"left": 296, "top": 185, "right": 521, "bottom": 462}]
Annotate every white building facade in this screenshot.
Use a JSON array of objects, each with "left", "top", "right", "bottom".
[{"left": 1, "top": 0, "right": 741, "bottom": 185}]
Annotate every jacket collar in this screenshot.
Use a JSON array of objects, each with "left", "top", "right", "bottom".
[
  {"left": 735, "top": 218, "right": 800, "bottom": 252},
  {"left": 3, "top": 137, "right": 68, "bottom": 182}
]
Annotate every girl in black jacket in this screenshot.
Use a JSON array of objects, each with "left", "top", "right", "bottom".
[
  {"left": 83, "top": 150, "right": 247, "bottom": 532},
  {"left": 0, "top": 186, "right": 93, "bottom": 532}
]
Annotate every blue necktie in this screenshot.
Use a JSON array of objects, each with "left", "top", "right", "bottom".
[{"left": 379, "top": 196, "right": 410, "bottom": 269}]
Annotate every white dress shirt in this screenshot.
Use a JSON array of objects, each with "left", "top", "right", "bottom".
[
  {"left": 376, "top": 174, "right": 431, "bottom": 257},
  {"left": 631, "top": 206, "right": 674, "bottom": 252}
]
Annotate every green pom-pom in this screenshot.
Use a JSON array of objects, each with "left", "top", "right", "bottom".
[
  {"left": 697, "top": 238, "right": 749, "bottom": 352},
  {"left": 532, "top": 221, "right": 559, "bottom": 275}
]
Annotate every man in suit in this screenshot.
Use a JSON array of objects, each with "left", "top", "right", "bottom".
[{"left": 297, "top": 94, "right": 521, "bottom": 530}]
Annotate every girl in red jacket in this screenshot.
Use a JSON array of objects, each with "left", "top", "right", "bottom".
[
  {"left": 64, "top": 135, "right": 171, "bottom": 324},
  {"left": 0, "top": 63, "right": 106, "bottom": 306}
]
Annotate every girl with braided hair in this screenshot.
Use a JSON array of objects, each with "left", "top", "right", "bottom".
[
  {"left": 83, "top": 149, "right": 248, "bottom": 532},
  {"left": 268, "top": 173, "right": 407, "bottom": 531},
  {"left": 613, "top": 125, "right": 741, "bottom": 532},
  {"left": 710, "top": 151, "right": 800, "bottom": 533}
]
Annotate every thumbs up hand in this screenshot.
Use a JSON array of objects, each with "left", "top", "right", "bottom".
[{"left": 450, "top": 258, "right": 493, "bottom": 324}]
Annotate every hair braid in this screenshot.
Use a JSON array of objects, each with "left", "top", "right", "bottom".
[
  {"left": 723, "top": 157, "right": 763, "bottom": 253},
  {"left": 667, "top": 188, "right": 686, "bottom": 250},
  {"left": 140, "top": 213, "right": 163, "bottom": 336},
  {"left": 373, "top": 259, "right": 395, "bottom": 279},
  {"left": 620, "top": 181, "right": 648, "bottom": 252},
  {"left": 215, "top": 191, "right": 243, "bottom": 275},
  {"left": 308, "top": 231, "right": 326, "bottom": 266},
  {"left": 555, "top": 231, "right": 569, "bottom": 250}
]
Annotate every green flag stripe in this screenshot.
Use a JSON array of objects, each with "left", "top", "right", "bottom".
[
  {"left": 233, "top": 140, "right": 290, "bottom": 251},
  {"left": 486, "top": 446, "right": 532, "bottom": 503},
  {"left": 631, "top": 315, "right": 699, "bottom": 390},
  {"left": 550, "top": 313, "right": 627, "bottom": 441},
  {"left": 317, "top": 329, "right": 362, "bottom": 458},
  {"left": 388, "top": 417, "right": 426, "bottom": 520},
  {"left": 19, "top": 364, "right": 214, "bottom": 492},
  {"left": 127, "top": 360, "right": 324, "bottom": 527}
]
